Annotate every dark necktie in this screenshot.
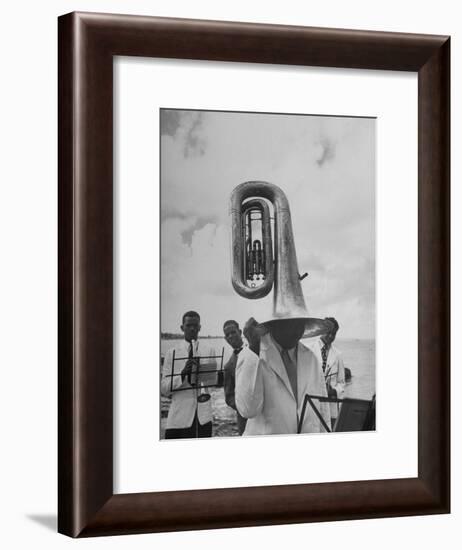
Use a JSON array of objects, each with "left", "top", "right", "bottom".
[
  {"left": 187, "top": 342, "right": 194, "bottom": 385},
  {"left": 321, "top": 343, "right": 328, "bottom": 374},
  {"left": 280, "top": 349, "right": 298, "bottom": 401}
]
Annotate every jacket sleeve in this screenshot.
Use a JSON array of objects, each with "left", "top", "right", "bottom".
[
  {"left": 223, "top": 355, "right": 237, "bottom": 410},
  {"left": 160, "top": 348, "right": 189, "bottom": 397},
  {"left": 235, "top": 347, "right": 264, "bottom": 419}
]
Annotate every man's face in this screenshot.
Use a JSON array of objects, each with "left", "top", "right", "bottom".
[
  {"left": 268, "top": 319, "right": 306, "bottom": 350},
  {"left": 224, "top": 324, "right": 243, "bottom": 350},
  {"left": 181, "top": 316, "right": 201, "bottom": 342},
  {"left": 322, "top": 327, "right": 338, "bottom": 346}
]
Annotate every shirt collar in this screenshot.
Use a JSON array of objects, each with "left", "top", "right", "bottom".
[
  {"left": 184, "top": 339, "right": 198, "bottom": 352},
  {"left": 271, "top": 335, "right": 297, "bottom": 362}
]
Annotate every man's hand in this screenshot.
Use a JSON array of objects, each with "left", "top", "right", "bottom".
[
  {"left": 181, "top": 358, "right": 199, "bottom": 384},
  {"left": 243, "top": 317, "right": 261, "bottom": 355},
  {"left": 327, "top": 386, "right": 337, "bottom": 400}
]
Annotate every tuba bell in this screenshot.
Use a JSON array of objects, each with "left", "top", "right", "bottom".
[{"left": 229, "top": 180, "right": 329, "bottom": 336}]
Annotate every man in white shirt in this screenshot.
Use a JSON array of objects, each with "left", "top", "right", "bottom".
[
  {"left": 222, "top": 320, "right": 247, "bottom": 435},
  {"left": 309, "top": 317, "right": 346, "bottom": 428},
  {"left": 161, "top": 311, "right": 216, "bottom": 439},
  {"left": 235, "top": 317, "right": 331, "bottom": 436}
]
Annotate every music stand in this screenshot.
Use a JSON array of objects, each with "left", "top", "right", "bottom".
[
  {"left": 298, "top": 393, "right": 376, "bottom": 433},
  {"left": 164, "top": 347, "right": 226, "bottom": 397}
]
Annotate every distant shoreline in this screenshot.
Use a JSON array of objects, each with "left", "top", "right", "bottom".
[
  {"left": 161, "top": 333, "right": 375, "bottom": 342},
  {"left": 161, "top": 333, "right": 222, "bottom": 339}
]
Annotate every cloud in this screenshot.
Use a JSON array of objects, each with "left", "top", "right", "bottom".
[
  {"left": 161, "top": 208, "right": 218, "bottom": 247},
  {"left": 180, "top": 216, "right": 218, "bottom": 247},
  {"left": 160, "top": 110, "right": 182, "bottom": 137},
  {"left": 160, "top": 109, "right": 206, "bottom": 157},
  {"left": 183, "top": 113, "right": 206, "bottom": 157},
  {"left": 314, "top": 137, "right": 336, "bottom": 166}
]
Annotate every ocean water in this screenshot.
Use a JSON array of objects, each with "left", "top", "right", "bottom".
[
  {"left": 160, "top": 337, "right": 375, "bottom": 399},
  {"left": 332, "top": 338, "right": 376, "bottom": 400}
]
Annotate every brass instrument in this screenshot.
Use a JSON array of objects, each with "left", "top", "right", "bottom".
[{"left": 230, "top": 180, "right": 328, "bottom": 336}]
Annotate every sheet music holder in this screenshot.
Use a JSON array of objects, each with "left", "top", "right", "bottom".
[
  {"left": 298, "top": 393, "right": 376, "bottom": 433},
  {"left": 189, "top": 361, "right": 219, "bottom": 387},
  {"left": 334, "top": 396, "right": 375, "bottom": 432},
  {"left": 164, "top": 348, "right": 226, "bottom": 393}
]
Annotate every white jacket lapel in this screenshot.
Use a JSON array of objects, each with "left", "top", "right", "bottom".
[
  {"left": 261, "top": 335, "right": 295, "bottom": 400},
  {"left": 297, "top": 342, "right": 326, "bottom": 410}
]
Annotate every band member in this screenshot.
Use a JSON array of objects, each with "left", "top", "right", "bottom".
[
  {"left": 161, "top": 311, "right": 216, "bottom": 439},
  {"left": 309, "top": 317, "right": 346, "bottom": 428},
  {"left": 235, "top": 317, "right": 331, "bottom": 436},
  {"left": 222, "top": 320, "right": 247, "bottom": 435}
]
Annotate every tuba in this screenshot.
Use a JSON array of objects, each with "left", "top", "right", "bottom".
[{"left": 229, "top": 180, "right": 328, "bottom": 336}]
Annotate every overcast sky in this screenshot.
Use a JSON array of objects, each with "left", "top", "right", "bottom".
[{"left": 160, "top": 109, "right": 375, "bottom": 339}]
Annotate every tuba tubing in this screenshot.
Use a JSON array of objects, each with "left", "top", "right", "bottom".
[
  {"left": 235, "top": 197, "right": 273, "bottom": 298},
  {"left": 230, "top": 181, "right": 309, "bottom": 320}
]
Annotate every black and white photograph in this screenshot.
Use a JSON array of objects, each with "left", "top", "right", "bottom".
[{"left": 160, "top": 108, "right": 376, "bottom": 439}]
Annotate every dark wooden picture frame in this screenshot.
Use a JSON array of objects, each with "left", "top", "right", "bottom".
[{"left": 58, "top": 12, "right": 450, "bottom": 537}]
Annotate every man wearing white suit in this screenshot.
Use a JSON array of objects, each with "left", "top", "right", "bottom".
[
  {"left": 235, "top": 318, "right": 331, "bottom": 436},
  {"left": 161, "top": 311, "right": 216, "bottom": 439},
  {"left": 308, "top": 317, "right": 346, "bottom": 429}
]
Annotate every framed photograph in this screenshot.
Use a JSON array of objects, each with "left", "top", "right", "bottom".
[{"left": 58, "top": 12, "right": 450, "bottom": 537}]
